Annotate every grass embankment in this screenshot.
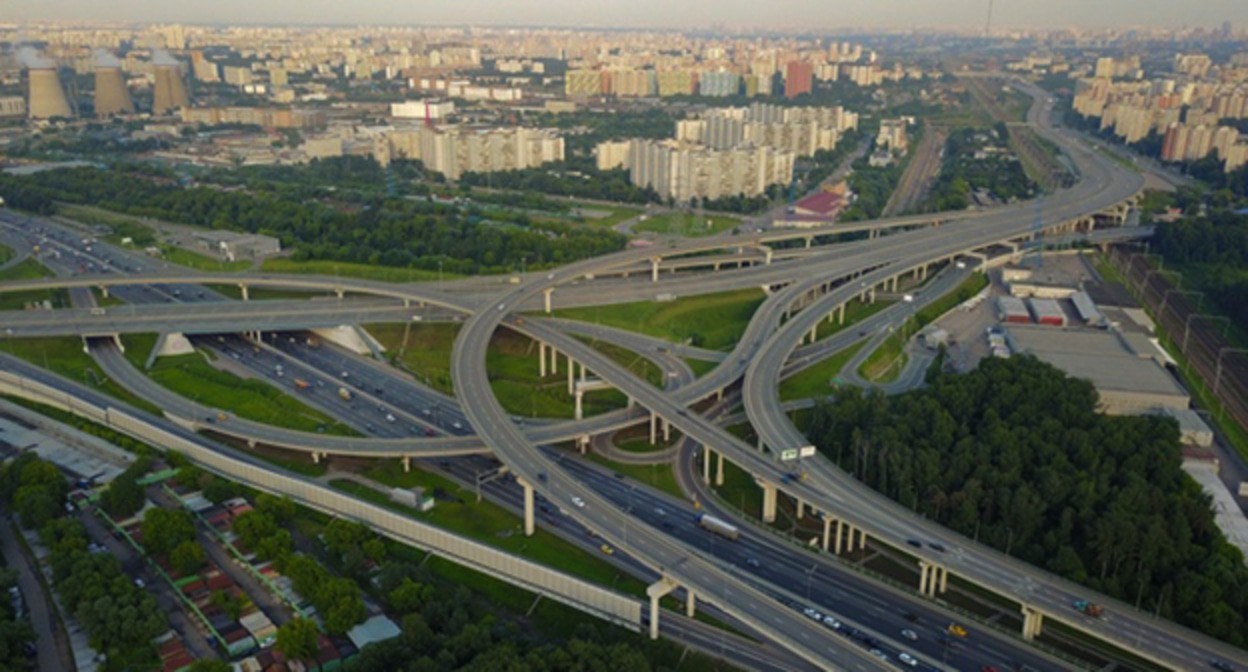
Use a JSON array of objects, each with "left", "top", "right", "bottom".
[
  {"left": 370, "top": 322, "right": 632, "bottom": 418},
  {"left": 813, "top": 298, "right": 892, "bottom": 341},
  {"left": 0, "top": 336, "right": 162, "bottom": 415},
  {"left": 158, "top": 245, "right": 252, "bottom": 272},
  {"left": 260, "top": 258, "right": 460, "bottom": 283},
  {"left": 140, "top": 347, "right": 358, "bottom": 436},
  {"left": 0, "top": 243, "right": 12, "bottom": 264},
  {"left": 683, "top": 358, "right": 720, "bottom": 378},
  {"left": 585, "top": 454, "right": 684, "bottom": 500},
  {"left": 780, "top": 342, "right": 868, "bottom": 401},
  {"left": 339, "top": 463, "right": 651, "bottom": 596},
  {"left": 0, "top": 257, "right": 68, "bottom": 311},
  {"left": 633, "top": 212, "right": 740, "bottom": 238},
  {"left": 577, "top": 336, "right": 665, "bottom": 388},
  {"left": 552, "top": 288, "right": 766, "bottom": 352},
  {"left": 58, "top": 204, "right": 159, "bottom": 247},
  {"left": 567, "top": 201, "right": 643, "bottom": 228}
]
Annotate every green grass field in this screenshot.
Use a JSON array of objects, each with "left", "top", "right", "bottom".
[
  {"left": 0, "top": 243, "right": 12, "bottom": 264},
  {"left": 0, "top": 336, "right": 162, "bottom": 415},
  {"left": 260, "top": 258, "right": 460, "bottom": 283},
  {"left": 858, "top": 329, "right": 909, "bottom": 383},
  {"left": 567, "top": 201, "right": 644, "bottom": 228},
  {"left": 144, "top": 350, "right": 358, "bottom": 435},
  {"left": 485, "top": 330, "right": 629, "bottom": 418},
  {"left": 58, "top": 204, "right": 159, "bottom": 247},
  {"left": 683, "top": 358, "right": 720, "bottom": 378},
  {"left": 552, "top": 288, "right": 766, "bottom": 352},
  {"left": 780, "top": 342, "right": 868, "bottom": 401},
  {"left": 577, "top": 336, "right": 665, "bottom": 388},
  {"left": 159, "top": 245, "right": 252, "bottom": 272},
  {"left": 0, "top": 258, "right": 67, "bottom": 311},
  {"left": 633, "top": 212, "right": 740, "bottom": 238},
  {"left": 370, "top": 322, "right": 458, "bottom": 395}
]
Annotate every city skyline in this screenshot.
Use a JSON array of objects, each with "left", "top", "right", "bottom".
[{"left": 4, "top": 0, "right": 1246, "bottom": 31}]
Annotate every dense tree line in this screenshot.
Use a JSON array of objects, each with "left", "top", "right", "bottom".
[
  {"left": 841, "top": 159, "right": 905, "bottom": 221},
  {"left": 0, "top": 569, "right": 35, "bottom": 670},
  {"left": 0, "top": 166, "right": 626, "bottom": 275},
  {"left": 924, "top": 125, "right": 1035, "bottom": 211},
  {"left": 1153, "top": 211, "right": 1248, "bottom": 333},
  {"left": 0, "top": 454, "right": 167, "bottom": 663},
  {"left": 804, "top": 356, "right": 1248, "bottom": 647},
  {"left": 346, "top": 553, "right": 701, "bottom": 672}
]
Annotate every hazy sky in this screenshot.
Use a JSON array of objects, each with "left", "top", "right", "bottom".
[{"left": 8, "top": 0, "right": 1248, "bottom": 30}]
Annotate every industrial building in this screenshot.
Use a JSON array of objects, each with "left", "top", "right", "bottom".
[
  {"left": 27, "top": 66, "right": 73, "bottom": 119},
  {"left": 996, "top": 295, "right": 1031, "bottom": 324},
  {"left": 1027, "top": 297, "right": 1068, "bottom": 326},
  {"left": 94, "top": 59, "right": 134, "bottom": 117},
  {"left": 1005, "top": 325, "right": 1190, "bottom": 415},
  {"left": 191, "top": 231, "right": 281, "bottom": 261},
  {"left": 152, "top": 58, "right": 190, "bottom": 114}
]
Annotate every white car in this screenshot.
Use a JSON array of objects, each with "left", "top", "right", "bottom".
[
  {"left": 823, "top": 615, "right": 841, "bottom": 630},
  {"left": 571, "top": 496, "right": 585, "bottom": 508},
  {"left": 898, "top": 652, "right": 918, "bottom": 667},
  {"left": 802, "top": 607, "right": 823, "bottom": 622}
]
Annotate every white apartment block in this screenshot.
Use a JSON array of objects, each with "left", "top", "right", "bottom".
[{"left": 380, "top": 126, "right": 564, "bottom": 179}]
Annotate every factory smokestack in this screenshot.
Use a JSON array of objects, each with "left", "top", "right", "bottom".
[
  {"left": 94, "top": 56, "right": 134, "bottom": 116},
  {"left": 151, "top": 51, "right": 189, "bottom": 114},
  {"left": 27, "top": 67, "right": 73, "bottom": 119}
]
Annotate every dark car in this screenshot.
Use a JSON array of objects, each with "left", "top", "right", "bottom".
[
  {"left": 929, "top": 542, "right": 947, "bottom": 552},
  {"left": 1210, "top": 661, "right": 1235, "bottom": 672},
  {"left": 906, "top": 539, "right": 923, "bottom": 548}
]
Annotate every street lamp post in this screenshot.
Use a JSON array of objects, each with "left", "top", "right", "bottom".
[
  {"left": 1213, "top": 348, "right": 1248, "bottom": 398},
  {"left": 1158, "top": 289, "right": 1202, "bottom": 325}
]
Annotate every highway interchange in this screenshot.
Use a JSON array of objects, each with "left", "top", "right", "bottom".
[{"left": 2, "top": 77, "right": 1247, "bottom": 671}]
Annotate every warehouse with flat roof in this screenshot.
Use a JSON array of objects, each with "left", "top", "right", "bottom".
[{"left": 1005, "top": 325, "right": 1190, "bottom": 415}]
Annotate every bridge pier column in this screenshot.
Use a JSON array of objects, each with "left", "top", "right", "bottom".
[
  {"left": 838, "top": 303, "right": 846, "bottom": 325},
  {"left": 662, "top": 417, "right": 670, "bottom": 442},
  {"left": 651, "top": 257, "right": 662, "bottom": 283},
  {"left": 686, "top": 590, "right": 696, "bottom": 617},
  {"left": 764, "top": 249, "right": 773, "bottom": 265},
  {"left": 795, "top": 497, "right": 805, "bottom": 520},
  {"left": 647, "top": 580, "right": 677, "bottom": 640},
  {"left": 808, "top": 324, "right": 818, "bottom": 344},
  {"left": 99, "top": 285, "right": 109, "bottom": 299},
  {"left": 939, "top": 565, "right": 949, "bottom": 593},
  {"left": 919, "top": 561, "right": 931, "bottom": 596},
  {"left": 402, "top": 456, "right": 411, "bottom": 473},
  {"left": 716, "top": 452, "right": 724, "bottom": 486},
  {"left": 805, "top": 235, "right": 813, "bottom": 248},
  {"left": 579, "top": 435, "right": 589, "bottom": 454},
  {"left": 519, "top": 478, "right": 535, "bottom": 537},
  {"left": 539, "top": 343, "right": 547, "bottom": 377},
  {"left": 846, "top": 524, "right": 856, "bottom": 553},
  {"left": 834, "top": 519, "right": 844, "bottom": 554},
  {"left": 821, "top": 515, "right": 833, "bottom": 551},
  {"left": 335, "top": 288, "right": 344, "bottom": 299},
  {"left": 312, "top": 452, "right": 321, "bottom": 465},
  {"left": 574, "top": 390, "right": 584, "bottom": 420},
  {"left": 1021, "top": 606, "right": 1044, "bottom": 641},
  {"left": 868, "top": 287, "right": 877, "bottom": 304},
  {"left": 567, "top": 359, "right": 574, "bottom": 394},
  {"left": 702, "top": 448, "right": 711, "bottom": 484},
  {"left": 761, "top": 481, "right": 778, "bottom": 523},
  {"left": 543, "top": 288, "right": 554, "bottom": 314},
  {"left": 239, "top": 284, "right": 250, "bottom": 301},
  {"left": 649, "top": 412, "right": 657, "bottom": 445}
]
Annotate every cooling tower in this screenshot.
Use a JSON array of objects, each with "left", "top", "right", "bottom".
[
  {"left": 27, "top": 67, "right": 73, "bottom": 119},
  {"left": 152, "top": 64, "right": 189, "bottom": 114},
  {"left": 94, "top": 66, "right": 134, "bottom": 116}
]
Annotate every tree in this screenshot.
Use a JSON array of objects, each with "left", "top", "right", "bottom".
[
  {"left": 140, "top": 508, "right": 195, "bottom": 557},
  {"left": 100, "top": 475, "right": 144, "bottom": 519},
  {"left": 276, "top": 618, "right": 320, "bottom": 663},
  {"left": 170, "top": 540, "right": 206, "bottom": 576},
  {"left": 202, "top": 477, "right": 242, "bottom": 504},
  {"left": 388, "top": 578, "right": 433, "bottom": 614}
]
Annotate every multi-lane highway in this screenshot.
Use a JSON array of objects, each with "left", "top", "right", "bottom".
[{"left": 3, "top": 73, "right": 1246, "bottom": 671}]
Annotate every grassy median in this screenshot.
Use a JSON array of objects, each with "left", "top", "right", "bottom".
[{"left": 552, "top": 288, "right": 765, "bottom": 351}]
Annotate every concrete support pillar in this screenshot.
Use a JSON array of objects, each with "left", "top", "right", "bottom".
[
  {"left": 764, "top": 248, "right": 773, "bottom": 265},
  {"left": 335, "top": 288, "right": 345, "bottom": 300},
  {"left": 239, "top": 284, "right": 250, "bottom": 301},
  {"left": 821, "top": 516, "right": 835, "bottom": 552},
  {"left": 311, "top": 452, "right": 321, "bottom": 464},
  {"left": 402, "top": 456, "right": 411, "bottom": 473},
  {"left": 761, "top": 481, "right": 778, "bottom": 523},
  {"left": 805, "top": 235, "right": 813, "bottom": 248},
  {"left": 939, "top": 565, "right": 949, "bottom": 593},
  {"left": 543, "top": 287, "right": 553, "bottom": 314},
  {"left": 846, "top": 524, "right": 856, "bottom": 553},
  {"left": 662, "top": 417, "right": 671, "bottom": 442},
  {"left": 574, "top": 390, "right": 584, "bottom": 420},
  {"left": 580, "top": 361, "right": 587, "bottom": 382},
  {"left": 808, "top": 324, "right": 818, "bottom": 344},
  {"left": 651, "top": 257, "right": 662, "bottom": 283},
  {"left": 551, "top": 348, "right": 558, "bottom": 375},
  {"left": 1021, "top": 607, "right": 1044, "bottom": 641},
  {"left": 701, "top": 448, "right": 711, "bottom": 484},
  {"left": 100, "top": 286, "right": 109, "bottom": 299},
  {"left": 519, "top": 478, "right": 535, "bottom": 537},
  {"left": 919, "top": 561, "right": 931, "bottom": 596},
  {"left": 796, "top": 497, "right": 805, "bottom": 520},
  {"left": 715, "top": 452, "right": 724, "bottom": 486},
  {"left": 539, "top": 343, "right": 547, "bottom": 377},
  {"left": 838, "top": 303, "right": 846, "bottom": 325},
  {"left": 868, "top": 287, "right": 877, "bottom": 304},
  {"left": 579, "top": 435, "right": 589, "bottom": 454},
  {"left": 647, "top": 581, "right": 677, "bottom": 640},
  {"left": 859, "top": 528, "right": 868, "bottom": 551},
  {"left": 567, "top": 358, "right": 575, "bottom": 394},
  {"left": 649, "top": 412, "right": 657, "bottom": 445},
  {"left": 686, "top": 590, "right": 696, "bottom": 617},
  {"left": 834, "top": 519, "right": 844, "bottom": 555}
]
